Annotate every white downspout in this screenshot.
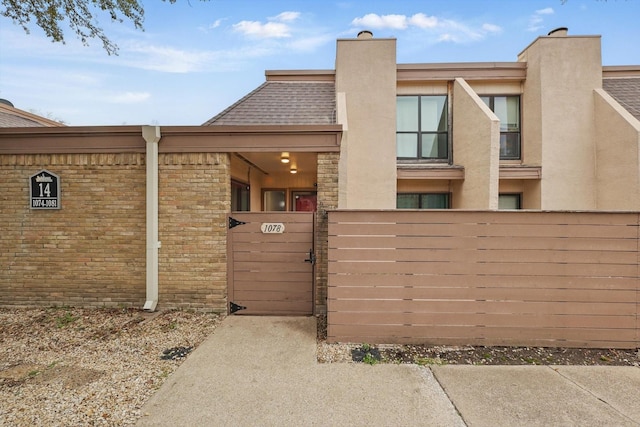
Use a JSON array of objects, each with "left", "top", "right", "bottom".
[{"left": 142, "top": 126, "right": 161, "bottom": 311}]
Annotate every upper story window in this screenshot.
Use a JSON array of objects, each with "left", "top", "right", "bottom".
[
  {"left": 397, "top": 95, "right": 449, "bottom": 161},
  {"left": 480, "top": 95, "right": 521, "bottom": 160}
]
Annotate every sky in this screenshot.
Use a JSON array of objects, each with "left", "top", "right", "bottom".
[{"left": 1, "top": 0, "right": 639, "bottom": 126}]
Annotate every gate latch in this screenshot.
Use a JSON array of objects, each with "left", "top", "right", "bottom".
[
  {"left": 230, "top": 302, "right": 247, "bottom": 314},
  {"left": 304, "top": 249, "right": 316, "bottom": 265}
]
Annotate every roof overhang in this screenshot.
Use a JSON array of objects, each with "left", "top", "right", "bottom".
[{"left": 0, "top": 125, "right": 343, "bottom": 154}]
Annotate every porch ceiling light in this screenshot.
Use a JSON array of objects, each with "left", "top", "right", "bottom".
[
  {"left": 281, "top": 152, "right": 290, "bottom": 163},
  {"left": 290, "top": 166, "right": 297, "bottom": 174}
]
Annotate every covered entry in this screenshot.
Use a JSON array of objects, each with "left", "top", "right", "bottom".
[{"left": 228, "top": 212, "right": 315, "bottom": 315}]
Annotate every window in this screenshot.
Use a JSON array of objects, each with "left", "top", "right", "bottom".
[
  {"left": 397, "top": 193, "right": 450, "bottom": 209},
  {"left": 397, "top": 95, "right": 449, "bottom": 160},
  {"left": 498, "top": 194, "right": 521, "bottom": 210},
  {"left": 231, "top": 180, "right": 250, "bottom": 211},
  {"left": 263, "top": 190, "right": 286, "bottom": 211},
  {"left": 480, "top": 95, "right": 521, "bottom": 160}
]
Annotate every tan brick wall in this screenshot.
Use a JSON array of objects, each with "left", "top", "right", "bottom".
[
  {"left": 0, "top": 152, "right": 231, "bottom": 311},
  {"left": 0, "top": 154, "right": 146, "bottom": 308},
  {"left": 314, "top": 152, "right": 339, "bottom": 313},
  {"left": 158, "top": 153, "right": 230, "bottom": 312}
]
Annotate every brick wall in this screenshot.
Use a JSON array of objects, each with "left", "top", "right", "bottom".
[
  {"left": 0, "top": 154, "right": 146, "bottom": 307},
  {"left": 158, "top": 153, "right": 230, "bottom": 312},
  {"left": 0, "top": 152, "right": 231, "bottom": 311},
  {"left": 314, "top": 152, "right": 339, "bottom": 313}
]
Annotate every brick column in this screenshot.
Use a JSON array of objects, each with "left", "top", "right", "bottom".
[{"left": 314, "top": 152, "right": 339, "bottom": 314}]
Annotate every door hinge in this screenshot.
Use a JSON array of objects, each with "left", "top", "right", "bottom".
[
  {"left": 229, "top": 217, "right": 247, "bottom": 229},
  {"left": 304, "top": 249, "right": 316, "bottom": 265},
  {"left": 230, "top": 302, "right": 247, "bottom": 314}
]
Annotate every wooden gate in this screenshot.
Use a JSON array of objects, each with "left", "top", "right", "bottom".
[{"left": 227, "top": 212, "right": 315, "bottom": 315}]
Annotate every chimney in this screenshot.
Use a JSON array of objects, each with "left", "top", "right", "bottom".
[{"left": 548, "top": 27, "right": 568, "bottom": 37}]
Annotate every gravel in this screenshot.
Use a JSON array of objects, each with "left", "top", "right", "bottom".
[
  {"left": 315, "top": 315, "right": 640, "bottom": 366},
  {"left": 0, "top": 307, "right": 222, "bottom": 426},
  {"left": 3, "top": 309, "right": 638, "bottom": 425}
]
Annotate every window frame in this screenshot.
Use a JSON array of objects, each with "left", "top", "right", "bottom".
[
  {"left": 498, "top": 193, "right": 522, "bottom": 210},
  {"left": 396, "top": 192, "right": 451, "bottom": 209},
  {"left": 480, "top": 95, "right": 521, "bottom": 160},
  {"left": 231, "top": 179, "right": 250, "bottom": 211},
  {"left": 396, "top": 95, "right": 450, "bottom": 162}
]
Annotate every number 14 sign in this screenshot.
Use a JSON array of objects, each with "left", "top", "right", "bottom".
[{"left": 30, "top": 170, "right": 60, "bottom": 209}]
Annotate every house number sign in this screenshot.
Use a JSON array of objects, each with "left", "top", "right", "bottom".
[
  {"left": 261, "top": 223, "right": 285, "bottom": 234},
  {"left": 30, "top": 170, "right": 60, "bottom": 210}
]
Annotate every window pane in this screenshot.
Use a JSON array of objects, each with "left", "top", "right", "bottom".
[
  {"left": 500, "top": 133, "right": 521, "bottom": 159},
  {"left": 264, "top": 190, "right": 286, "bottom": 211},
  {"left": 397, "top": 133, "right": 418, "bottom": 158},
  {"left": 397, "top": 194, "right": 419, "bottom": 209},
  {"left": 421, "top": 133, "right": 448, "bottom": 159},
  {"left": 493, "top": 96, "right": 520, "bottom": 132},
  {"left": 499, "top": 194, "right": 521, "bottom": 210},
  {"left": 231, "top": 181, "right": 250, "bottom": 211},
  {"left": 421, "top": 194, "right": 449, "bottom": 209},
  {"left": 421, "top": 96, "right": 447, "bottom": 132},
  {"left": 397, "top": 96, "right": 418, "bottom": 131}
]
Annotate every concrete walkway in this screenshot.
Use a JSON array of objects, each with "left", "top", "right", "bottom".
[{"left": 137, "top": 316, "right": 640, "bottom": 427}]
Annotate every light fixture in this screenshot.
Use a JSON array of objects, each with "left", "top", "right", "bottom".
[
  {"left": 290, "top": 166, "right": 297, "bottom": 174},
  {"left": 280, "top": 152, "right": 290, "bottom": 164}
]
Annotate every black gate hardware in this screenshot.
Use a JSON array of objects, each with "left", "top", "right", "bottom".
[
  {"left": 304, "top": 249, "right": 316, "bottom": 265},
  {"left": 229, "top": 217, "right": 247, "bottom": 229},
  {"left": 230, "top": 302, "right": 247, "bottom": 314}
]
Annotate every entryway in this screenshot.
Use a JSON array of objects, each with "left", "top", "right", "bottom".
[{"left": 227, "top": 212, "right": 315, "bottom": 315}]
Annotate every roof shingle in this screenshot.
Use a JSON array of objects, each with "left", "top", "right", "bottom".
[
  {"left": 603, "top": 77, "right": 640, "bottom": 121},
  {"left": 203, "top": 81, "right": 335, "bottom": 126}
]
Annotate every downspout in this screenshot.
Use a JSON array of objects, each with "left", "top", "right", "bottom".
[{"left": 142, "top": 126, "right": 161, "bottom": 311}]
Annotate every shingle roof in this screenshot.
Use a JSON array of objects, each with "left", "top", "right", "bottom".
[
  {"left": 0, "top": 103, "right": 65, "bottom": 127},
  {"left": 603, "top": 77, "right": 640, "bottom": 121},
  {"left": 203, "top": 81, "right": 335, "bottom": 126}
]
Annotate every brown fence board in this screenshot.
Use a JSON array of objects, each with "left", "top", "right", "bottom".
[
  {"left": 329, "top": 286, "right": 636, "bottom": 303},
  {"left": 329, "top": 260, "right": 637, "bottom": 277},
  {"left": 328, "top": 273, "right": 639, "bottom": 290},
  {"left": 329, "top": 312, "right": 636, "bottom": 329},
  {"left": 327, "top": 210, "right": 640, "bottom": 348}
]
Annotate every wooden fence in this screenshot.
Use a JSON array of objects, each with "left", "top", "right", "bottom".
[{"left": 327, "top": 210, "right": 639, "bottom": 348}]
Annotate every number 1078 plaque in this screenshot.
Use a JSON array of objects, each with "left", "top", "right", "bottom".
[{"left": 30, "top": 170, "right": 60, "bottom": 209}]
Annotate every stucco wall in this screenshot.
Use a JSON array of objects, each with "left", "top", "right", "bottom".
[
  {"left": 451, "top": 78, "right": 500, "bottom": 209},
  {"left": 519, "top": 35, "right": 602, "bottom": 209},
  {"left": 336, "top": 36, "right": 397, "bottom": 209},
  {"left": 594, "top": 89, "right": 640, "bottom": 210}
]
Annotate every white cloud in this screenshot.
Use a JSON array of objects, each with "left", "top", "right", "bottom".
[
  {"left": 528, "top": 7, "right": 555, "bottom": 32},
  {"left": 106, "top": 92, "right": 151, "bottom": 104},
  {"left": 350, "top": 13, "right": 500, "bottom": 44},
  {"left": 233, "top": 11, "right": 301, "bottom": 39},
  {"left": 351, "top": 13, "right": 431, "bottom": 30},
  {"left": 536, "top": 7, "right": 555, "bottom": 15},
  {"left": 409, "top": 13, "right": 439, "bottom": 29},
  {"left": 271, "top": 11, "right": 300, "bottom": 22},
  {"left": 122, "top": 43, "right": 218, "bottom": 73},
  {"left": 233, "top": 20, "right": 291, "bottom": 38},
  {"left": 482, "top": 23, "right": 502, "bottom": 33}
]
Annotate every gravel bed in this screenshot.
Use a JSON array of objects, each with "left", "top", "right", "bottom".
[
  {"left": 0, "top": 307, "right": 222, "bottom": 426},
  {"left": 315, "top": 315, "right": 640, "bottom": 366}
]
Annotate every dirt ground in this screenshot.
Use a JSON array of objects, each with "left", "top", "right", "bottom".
[{"left": 316, "top": 315, "right": 640, "bottom": 366}]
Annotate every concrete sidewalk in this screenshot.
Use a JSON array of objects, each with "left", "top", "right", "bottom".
[{"left": 137, "top": 316, "right": 640, "bottom": 427}]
